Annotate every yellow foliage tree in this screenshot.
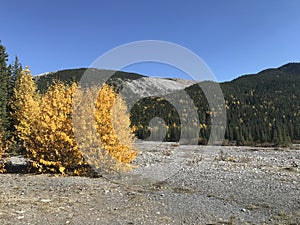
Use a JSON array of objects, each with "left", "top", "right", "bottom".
[
  {"left": 26, "top": 82, "right": 83, "bottom": 173},
  {"left": 14, "top": 68, "right": 137, "bottom": 175},
  {"left": 73, "top": 84, "right": 138, "bottom": 173},
  {"left": 12, "top": 66, "right": 40, "bottom": 146},
  {"left": 95, "top": 84, "right": 137, "bottom": 163}
]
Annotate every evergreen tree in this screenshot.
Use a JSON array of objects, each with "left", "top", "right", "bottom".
[
  {"left": 0, "top": 42, "right": 11, "bottom": 139},
  {"left": 8, "top": 56, "right": 22, "bottom": 138},
  {"left": 10, "top": 56, "right": 22, "bottom": 92}
]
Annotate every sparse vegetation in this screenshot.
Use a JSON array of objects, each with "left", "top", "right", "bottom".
[
  {"left": 0, "top": 121, "right": 7, "bottom": 173},
  {"left": 246, "top": 203, "right": 259, "bottom": 210}
]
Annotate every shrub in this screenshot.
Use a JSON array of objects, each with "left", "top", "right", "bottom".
[{"left": 0, "top": 122, "right": 7, "bottom": 173}]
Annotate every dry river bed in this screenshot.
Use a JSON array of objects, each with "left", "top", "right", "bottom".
[{"left": 0, "top": 141, "right": 299, "bottom": 225}]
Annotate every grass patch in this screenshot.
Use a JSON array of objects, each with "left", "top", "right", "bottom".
[
  {"left": 281, "top": 167, "right": 299, "bottom": 174},
  {"left": 246, "top": 203, "right": 259, "bottom": 210}
]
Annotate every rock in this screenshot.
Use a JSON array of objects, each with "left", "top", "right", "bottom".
[
  {"left": 292, "top": 161, "right": 298, "bottom": 168},
  {"left": 5, "top": 156, "right": 32, "bottom": 173},
  {"left": 15, "top": 210, "right": 26, "bottom": 214}
]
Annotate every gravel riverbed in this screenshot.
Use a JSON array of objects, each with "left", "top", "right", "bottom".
[{"left": 0, "top": 142, "right": 299, "bottom": 225}]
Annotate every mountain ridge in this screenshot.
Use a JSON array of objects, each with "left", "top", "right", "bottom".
[{"left": 35, "top": 62, "right": 300, "bottom": 85}]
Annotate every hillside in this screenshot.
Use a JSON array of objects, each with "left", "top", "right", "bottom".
[
  {"left": 34, "top": 63, "right": 300, "bottom": 146},
  {"left": 220, "top": 63, "right": 300, "bottom": 145}
]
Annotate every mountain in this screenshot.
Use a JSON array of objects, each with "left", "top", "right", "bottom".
[
  {"left": 122, "top": 77, "right": 195, "bottom": 97},
  {"left": 35, "top": 68, "right": 144, "bottom": 93},
  {"left": 34, "top": 63, "right": 300, "bottom": 146},
  {"left": 34, "top": 68, "right": 194, "bottom": 96}
]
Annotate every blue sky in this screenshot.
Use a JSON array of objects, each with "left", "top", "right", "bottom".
[{"left": 1, "top": 0, "right": 300, "bottom": 82}]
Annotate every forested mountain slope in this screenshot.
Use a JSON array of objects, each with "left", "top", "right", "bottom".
[{"left": 35, "top": 63, "right": 300, "bottom": 146}]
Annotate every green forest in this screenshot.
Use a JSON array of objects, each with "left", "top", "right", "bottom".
[
  {"left": 1, "top": 42, "right": 299, "bottom": 148},
  {"left": 129, "top": 67, "right": 300, "bottom": 147}
]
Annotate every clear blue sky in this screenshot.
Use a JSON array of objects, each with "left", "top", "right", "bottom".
[{"left": 1, "top": 0, "right": 300, "bottom": 82}]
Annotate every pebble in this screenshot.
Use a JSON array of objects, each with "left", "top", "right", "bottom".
[
  {"left": 16, "top": 210, "right": 26, "bottom": 214},
  {"left": 17, "top": 215, "right": 24, "bottom": 220},
  {"left": 40, "top": 199, "right": 51, "bottom": 203}
]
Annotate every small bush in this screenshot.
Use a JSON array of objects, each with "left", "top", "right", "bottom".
[{"left": 0, "top": 127, "right": 7, "bottom": 173}]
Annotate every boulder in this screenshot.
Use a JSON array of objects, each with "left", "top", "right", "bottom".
[{"left": 5, "top": 156, "right": 32, "bottom": 173}]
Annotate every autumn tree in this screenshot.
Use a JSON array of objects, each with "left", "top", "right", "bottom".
[
  {"left": 14, "top": 72, "right": 137, "bottom": 175},
  {"left": 12, "top": 66, "right": 40, "bottom": 145},
  {"left": 95, "top": 84, "right": 137, "bottom": 163},
  {"left": 24, "top": 82, "right": 84, "bottom": 173},
  {"left": 73, "top": 84, "right": 138, "bottom": 173}
]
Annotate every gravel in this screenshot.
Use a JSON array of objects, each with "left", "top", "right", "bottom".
[{"left": 0, "top": 142, "right": 299, "bottom": 225}]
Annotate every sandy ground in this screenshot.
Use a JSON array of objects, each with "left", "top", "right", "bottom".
[{"left": 0, "top": 142, "right": 299, "bottom": 225}]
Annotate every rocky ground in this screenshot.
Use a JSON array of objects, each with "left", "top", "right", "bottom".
[{"left": 0, "top": 141, "right": 299, "bottom": 225}]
